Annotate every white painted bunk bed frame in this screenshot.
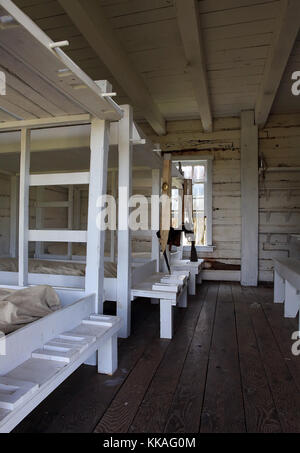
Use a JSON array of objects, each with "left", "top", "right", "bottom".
[
  {"left": 0, "top": 0, "right": 124, "bottom": 431},
  {"left": 1, "top": 115, "right": 165, "bottom": 339}
]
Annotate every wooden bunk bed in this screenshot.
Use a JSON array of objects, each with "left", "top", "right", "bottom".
[{"left": 0, "top": 0, "right": 123, "bottom": 432}]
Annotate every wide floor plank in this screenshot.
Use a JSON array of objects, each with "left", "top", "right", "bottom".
[
  {"left": 200, "top": 283, "right": 246, "bottom": 433},
  {"left": 13, "top": 283, "right": 300, "bottom": 434},
  {"left": 129, "top": 286, "right": 207, "bottom": 433},
  {"left": 164, "top": 283, "right": 216, "bottom": 433},
  {"left": 233, "top": 284, "right": 282, "bottom": 433}
]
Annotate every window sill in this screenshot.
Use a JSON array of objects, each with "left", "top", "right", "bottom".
[{"left": 183, "top": 245, "right": 215, "bottom": 253}]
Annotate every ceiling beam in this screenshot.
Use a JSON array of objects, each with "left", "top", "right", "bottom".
[
  {"left": 255, "top": 0, "right": 300, "bottom": 128},
  {"left": 58, "top": 0, "right": 166, "bottom": 136},
  {"left": 176, "top": 0, "right": 213, "bottom": 133}
]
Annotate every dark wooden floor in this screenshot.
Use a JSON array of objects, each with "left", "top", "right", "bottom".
[{"left": 14, "top": 282, "right": 300, "bottom": 433}]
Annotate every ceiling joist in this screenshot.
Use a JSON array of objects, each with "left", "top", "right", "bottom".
[
  {"left": 255, "top": 0, "right": 300, "bottom": 128},
  {"left": 58, "top": 0, "right": 166, "bottom": 136},
  {"left": 176, "top": 0, "right": 213, "bottom": 133}
]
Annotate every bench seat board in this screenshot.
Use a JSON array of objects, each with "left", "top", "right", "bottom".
[
  {"left": 0, "top": 313, "right": 122, "bottom": 432},
  {"left": 273, "top": 258, "right": 300, "bottom": 291}
]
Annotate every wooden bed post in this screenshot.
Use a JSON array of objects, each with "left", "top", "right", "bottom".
[
  {"left": 117, "top": 105, "right": 133, "bottom": 338},
  {"left": 18, "top": 128, "right": 31, "bottom": 287},
  {"left": 10, "top": 176, "right": 18, "bottom": 258},
  {"left": 67, "top": 186, "right": 74, "bottom": 259},
  {"left": 86, "top": 118, "right": 110, "bottom": 314},
  {"left": 152, "top": 168, "right": 161, "bottom": 272},
  {"left": 35, "top": 187, "right": 44, "bottom": 259}
]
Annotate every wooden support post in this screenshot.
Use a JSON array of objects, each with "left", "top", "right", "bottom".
[
  {"left": 35, "top": 186, "right": 44, "bottom": 259},
  {"left": 85, "top": 118, "right": 110, "bottom": 314},
  {"left": 18, "top": 129, "right": 31, "bottom": 287},
  {"left": 160, "top": 154, "right": 172, "bottom": 254},
  {"left": 67, "top": 186, "right": 74, "bottom": 259},
  {"left": 117, "top": 105, "right": 133, "bottom": 338},
  {"left": 205, "top": 159, "right": 213, "bottom": 246},
  {"left": 241, "top": 111, "right": 259, "bottom": 287},
  {"left": 274, "top": 270, "right": 285, "bottom": 303},
  {"left": 110, "top": 170, "right": 117, "bottom": 263},
  {"left": 73, "top": 188, "right": 81, "bottom": 230},
  {"left": 151, "top": 168, "right": 161, "bottom": 272},
  {"left": 9, "top": 176, "right": 18, "bottom": 258}
]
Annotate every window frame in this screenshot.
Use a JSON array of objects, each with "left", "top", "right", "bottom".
[{"left": 173, "top": 156, "right": 213, "bottom": 250}]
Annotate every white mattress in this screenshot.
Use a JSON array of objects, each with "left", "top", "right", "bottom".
[{"left": 0, "top": 258, "right": 117, "bottom": 279}]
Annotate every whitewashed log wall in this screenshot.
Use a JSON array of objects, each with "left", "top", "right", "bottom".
[
  {"left": 258, "top": 114, "right": 300, "bottom": 282},
  {"left": 141, "top": 113, "right": 300, "bottom": 282}
]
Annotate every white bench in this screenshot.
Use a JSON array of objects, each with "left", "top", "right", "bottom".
[
  {"left": 170, "top": 259, "right": 204, "bottom": 296},
  {"left": 0, "top": 294, "right": 122, "bottom": 433},
  {"left": 131, "top": 273, "right": 189, "bottom": 339},
  {"left": 273, "top": 258, "right": 300, "bottom": 325}
]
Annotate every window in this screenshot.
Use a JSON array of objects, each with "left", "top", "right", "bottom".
[{"left": 172, "top": 159, "right": 213, "bottom": 248}]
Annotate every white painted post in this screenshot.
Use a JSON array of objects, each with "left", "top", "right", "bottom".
[
  {"left": 67, "top": 186, "right": 74, "bottom": 259},
  {"left": 284, "top": 280, "right": 300, "bottom": 318},
  {"left": 205, "top": 159, "right": 213, "bottom": 246},
  {"left": 98, "top": 333, "right": 118, "bottom": 375},
  {"left": 73, "top": 188, "right": 81, "bottom": 230},
  {"left": 110, "top": 170, "right": 117, "bottom": 263},
  {"left": 35, "top": 187, "right": 44, "bottom": 258},
  {"left": 85, "top": 118, "right": 110, "bottom": 314},
  {"left": 274, "top": 270, "right": 285, "bottom": 303},
  {"left": 241, "top": 110, "right": 259, "bottom": 286},
  {"left": 9, "top": 176, "right": 18, "bottom": 258},
  {"left": 117, "top": 105, "right": 133, "bottom": 338},
  {"left": 160, "top": 300, "right": 173, "bottom": 339},
  {"left": 152, "top": 168, "right": 161, "bottom": 273},
  {"left": 18, "top": 129, "right": 31, "bottom": 287}
]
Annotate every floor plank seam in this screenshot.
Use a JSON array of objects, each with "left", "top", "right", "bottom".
[{"left": 247, "top": 287, "right": 292, "bottom": 433}]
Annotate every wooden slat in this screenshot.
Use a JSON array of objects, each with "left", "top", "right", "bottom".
[
  {"left": 200, "top": 283, "right": 245, "bottom": 433},
  {"left": 246, "top": 286, "right": 300, "bottom": 432},
  {"left": 232, "top": 284, "right": 282, "bottom": 433},
  {"left": 255, "top": 0, "right": 300, "bottom": 127},
  {"left": 176, "top": 0, "right": 212, "bottom": 132},
  {"left": 58, "top": 0, "right": 166, "bottom": 134},
  {"left": 164, "top": 283, "right": 215, "bottom": 433},
  {"left": 0, "top": 0, "right": 123, "bottom": 121},
  {"left": 129, "top": 288, "right": 206, "bottom": 433}
]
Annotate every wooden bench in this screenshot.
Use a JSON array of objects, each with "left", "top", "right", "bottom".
[
  {"left": 273, "top": 258, "right": 300, "bottom": 323},
  {"left": 0, "top": 294, "right": 122, "bottom": 433},
  {"left": 131, "top": 273, "right": 189, "bottom": 339},
  {"left": 170, "top": 259, "right": 204, "bottom": 295}
]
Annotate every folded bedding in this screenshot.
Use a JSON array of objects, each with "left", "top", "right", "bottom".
[
  {"left": 0, "top": 285, "right": 61, "bottom": 334},
  {"left": 0, "top": 258, "right": 117, "bottom": 278}
]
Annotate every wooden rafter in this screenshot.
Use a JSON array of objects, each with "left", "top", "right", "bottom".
[
  {"left": 58, "top": 0, "right": 166, "bottom": 136},
  {"left": 255, "top": 0, "right": 300, "bottom": 128},
  {"left": 176, "top": 0, "right": 213, "bottom": 133}
]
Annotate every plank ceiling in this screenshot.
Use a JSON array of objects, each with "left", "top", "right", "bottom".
[{"left": 10, "top": 0, "right": 300, "bottom": 126}]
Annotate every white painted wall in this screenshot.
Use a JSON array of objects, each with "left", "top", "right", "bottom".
[{"left": 141, "top": 114, "right": 300, "bottom": 282}]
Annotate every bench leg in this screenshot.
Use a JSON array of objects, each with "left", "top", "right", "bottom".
[
  {"left": 285, "top": 281, "right": 300, "bottom": 318},
  {"left": 178, "top": 286, "right": 188, "bottom": 308},
  {"left": 274, "top": 270, "right": 285, "bottom": 303},
  {"left": 160, "top": 300, "right": 174, "bottom": 339},
  {"left": 188, "top": 274, "right": 196, "bottom": 296},
  {"left": 98, "top": 333, "right": 118, "bottom": 375}
]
